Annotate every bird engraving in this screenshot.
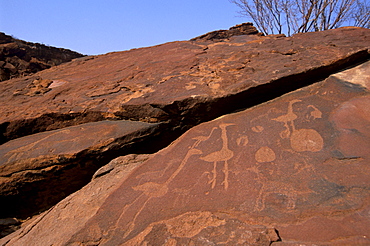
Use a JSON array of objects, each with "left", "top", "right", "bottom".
[
  {"left": 272, "top": 99, "right": 301, "bottom": 138},
  {"left": 198, "top": 123, "right": 235, "bottom": 190}
]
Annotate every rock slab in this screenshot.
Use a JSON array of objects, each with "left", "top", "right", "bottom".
[
  {"left": 1, "top": 27, "right": 369, "bottom": 144},
  {"left": 3, "top": 61, "right": 370, "bottom": 245},
  {"left": 2, "top": 27, "right": 369, "bottom": 223},
  {"left": 0, "top": 154, "right": 151, "bottom": 245},
  {"left": 0, "top": 120, "right": 160, "bottom": 219},
  {"left": 1, "top": 26, "right": 370, "bottom": 244}
]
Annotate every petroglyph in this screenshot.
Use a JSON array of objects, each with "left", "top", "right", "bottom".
[
  {"left": 272, "top": 99, "right": 301, "bottom": 139},
  {"left": 132, "top": 182, "right": 168, "bottom": 197},
  {"left": 237, "top": 135, "right": 249, "bottom": 146},
  {"left": 49, "top": 79, "right": 68, "bottom": 88},
  {"left": 115, "top": 136, "right": 205, "bottom": 240},
  {"left": 165, "top": 211, "right": 226, "bottom": 238},
  {"left": 255, "top": 146, "right": 276, "bottom": 163},
  {"left": 290, "top": 128, "right": 324, "bottom": 152},
  {"left": 307, "top": 105, "right": 322, "bottom": 119},
  {"left": 253, "top": 158, "right": 313, "bottom": 212},
  {"left": 252, "top": 125, "right": 264, "bottom": 132},
  {"left": 128, "top": 123, "right": 234, "bottom": 203},
  {"left": 120, "top": 86, "right": 155, "bottom": 103},
  {"left": 248, "top": 100, "right": 325, "bottom": 211},
  {"left": 198, "top": 123, "right": 235, "bottom": 190},
  {"left": 207, "top": 81, "right": 221, "bottom": 90},
  {"left": 272, "top": 100, "right": 324, "bottom": 152},
  {"left": 71, "top": 93, "right": 334, "bottom": 243},
  {"left": 124, "top": 211, "right": 278, "bottom": 245}
]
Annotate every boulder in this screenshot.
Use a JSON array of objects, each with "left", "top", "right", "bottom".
[
  {"left": 2, "top": 60, "right": 370, "bottom": 246},
  {"left": 190, "top": 22, "right": 263, "bottom": 41},
  {"left": 0, "top": 120, "right": 160, "bottom": 219}
]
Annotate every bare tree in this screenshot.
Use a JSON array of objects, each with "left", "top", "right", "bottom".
[
  {"left": 352, "top": 0, "right": 370, "bottom": 28},
  {"left": 230, "top": 0, "right": 370, "bottom": 36}
]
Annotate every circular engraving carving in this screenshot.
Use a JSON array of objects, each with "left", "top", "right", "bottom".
[
  {"left": 290, "top": 129, "right": 324, "bottom": 152},
  {"left": 255, "top": 146, "right": 276, "bottom": 163},
  {"left": 237, "top": 135, "right": 249, "bottom": 146}
]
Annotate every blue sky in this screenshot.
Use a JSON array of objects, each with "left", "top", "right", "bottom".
[{"left": 0, "top": 1, "right": 244, "bottom": 55}]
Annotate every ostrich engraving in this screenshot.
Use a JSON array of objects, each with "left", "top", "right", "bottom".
[
  {"left": 198, "top": 123, "right": 235, "bottom": 190},
  {"left": 272, "top": 99, "right": 301, "bottom": 139},
  {"left": 273, "top": 99, "right": 323, "bottom": 152}
]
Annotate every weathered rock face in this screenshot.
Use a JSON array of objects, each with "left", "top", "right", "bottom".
[
  {"left": 0, "top": 154, "right": 151, "bottom": 245},
  {"left": 1, "top": 26, "right": 370, "bottom": 244},
  {"left": 0, "top": 32, "right": 83, "bottom": 81},
  {"left": 1, "top": 27, "right": 369, "bottom": 145},
  {"left": 0, "top": 120, "right": 160, "bottom": 219},
  {"left": 190, "top": 22, "right": 263, "bottom": 41},
  {"left": 2, "top": 60, "right": 370, "bottom": 246}
]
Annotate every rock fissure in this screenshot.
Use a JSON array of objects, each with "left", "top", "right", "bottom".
[{"left": 269, "top": 229, "right": 282, "bottom": 245}]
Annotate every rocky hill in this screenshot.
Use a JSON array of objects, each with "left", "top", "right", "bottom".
[
  {"left": 0, "top": 32, "right": 84, "bottom": 82},
  {"left": 0, "top": 24, "right": 370, "bottom": 245}
]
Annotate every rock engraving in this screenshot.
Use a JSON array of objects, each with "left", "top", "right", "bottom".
[
  {"left": 273, "top": 100, "right": 324, "bottom": 152},
  {"left": 198, "top": 123, "right": 235, "bottom": 190}
]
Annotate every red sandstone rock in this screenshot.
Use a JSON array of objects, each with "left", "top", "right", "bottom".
[
  {"left": 190, "top": 22, "right": 263, "bottom": 41},
  {"left": 1, "top": 27, "right": 369, "bottom": 144},
  {"left": 1, "top": 27, "right": 370, "bottom": 243},
  {"left": 2, "top": 61, "right": 370, "bottom": 245},
  {"left": 0, "top": 120, "right": 160, "bottom": 219},
  {"left": 0, "top": 154, "right": 151, "bottom": 245}
]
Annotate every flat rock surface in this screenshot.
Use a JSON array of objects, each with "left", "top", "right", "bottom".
[
  {"left": 3, "top": 61, "right": 370, "bottom": 245},
  {"left": 1, "top": 27, "right": 369, "bottom": 143},
  {"left": 0, "top": 120, "right": 160, "bottom": 218}
]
